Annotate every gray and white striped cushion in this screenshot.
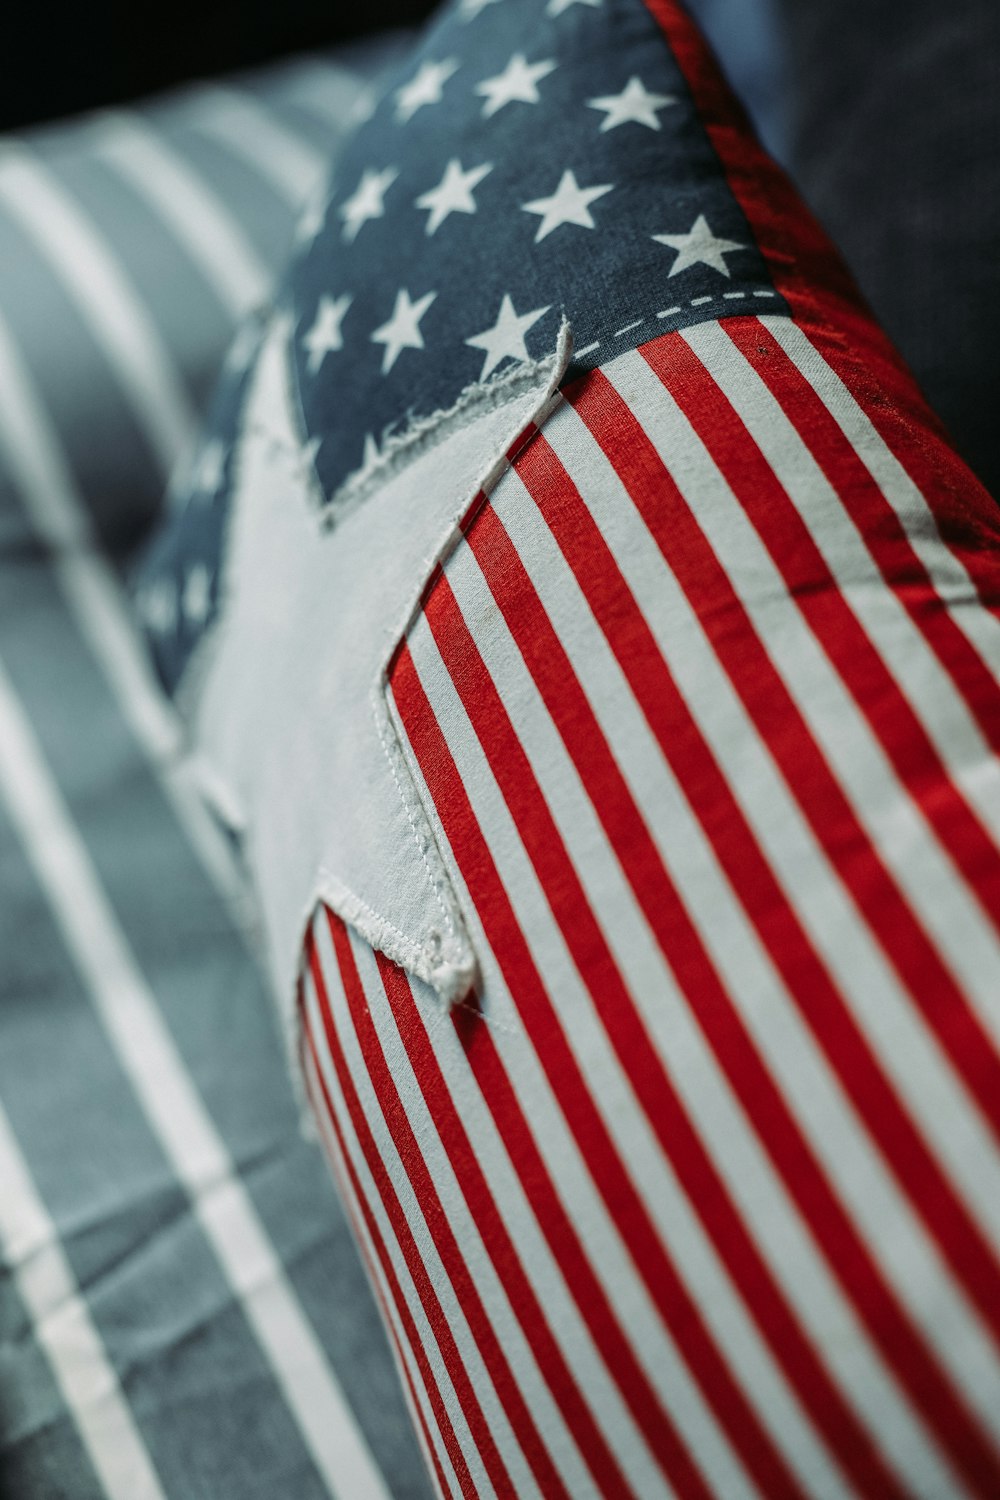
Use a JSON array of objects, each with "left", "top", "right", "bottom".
[{"left": 0, "top": 36, "right": 433, "bottom": 1500}]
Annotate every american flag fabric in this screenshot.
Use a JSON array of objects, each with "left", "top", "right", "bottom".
[
  {"left": 289, "top": 0, "right": 785, "bottom": 507},
  {"left": 138, "top": 0, "right": 790, "bottom": 694},
  {"left": 141, "top": 0, "right": 1000, "bottom": 1497},
  {"left": 302, "top": 313, "right": 1000, "bottom": 1497}
]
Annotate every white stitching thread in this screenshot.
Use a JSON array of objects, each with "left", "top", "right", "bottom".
[
  {"left": 286, "top": 321, "right": 571, "bottom": 531},
  {"left": 371, "top": 685, "right": 458, "bottom": 944},
  {"left": 315, "top": 864, "right": 414, "bottom": 950}
]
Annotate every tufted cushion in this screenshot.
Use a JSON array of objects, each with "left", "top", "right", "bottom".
[{"left": 142, "top": 0, "right": 1000, "bottom": 1495}]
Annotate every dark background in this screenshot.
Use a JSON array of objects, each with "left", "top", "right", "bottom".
[{"left": 2, "top": 0, "right": 439, "bottom": 131}]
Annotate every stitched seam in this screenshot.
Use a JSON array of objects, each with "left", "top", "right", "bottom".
[
  {"left": 290, "top": 336, "right": 571, "bottom": 530},
  {"left": 376, "top": 330, "right": 570, "bottom": 692},
  {"left": 367, "top": 323, "right": 573, "bottom": 969},
  {"left": 315, "top": 865, "right": 414, "bottom": 950},
  {"left": 371, "top": 685, "right": 458, "bottom": 942}
]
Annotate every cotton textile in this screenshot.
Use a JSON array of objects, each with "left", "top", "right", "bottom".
[
  {"left": 304, "top": 313, "right": 1000, "bottom": 1497},
  {"left": 0, "top": 40, "right": 405, "bottom": 559},
  {"left": 289, "top": 0, "right": 785, "bottom": 507},
  {"left": 0, "top": 45, "right": 431, "bottom": 1500},
  {"left": 136, "top": 0, "right": 1000, "bottom": 1496},
  {"left": 291, "top": 4, "right": 1000, "bottom": 1497}
]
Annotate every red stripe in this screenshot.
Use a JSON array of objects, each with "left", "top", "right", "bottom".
[
  {"left": 304, "top": 930, "right": 516, "bottom": 1498},
  {"left": 300, "top": 1026, "right": 456, "bottom": 1500},
  {"left": 393, "top": 631, "right": 820, "bottom": 1500},
  {"left": 665, "top": 326, "right": 1000, "bottom": 939},
  {"left": 466, "top": 481, "right": 1000, "bottom": 1416},
  {"left": 324, "top": 913, "right": 580, "bottom": 1500},
  {"left": 374, "top": 902, "right": 721, "bottom": 1500},
  {"left": 368, "top": 945, "right": 641, "bottom": 1499},
  {"left": 724, "top": 319, "right": 1000, "bottom": 759},
  {"left": 639, "top": 0, "right": 941, "bottom": 453},
  {"left": 508, "top": 411, "right": 1000, "bottom": 1494},
  {"left": 641, "top": 0, "right": 1000, "bottom": 631},
  {"left": 626, "top": 337, "right": 1000, "bottom": 1139},
  {"left": 301, "top": 1007, "right": 477, "bottom": 1500},
  {"left": 822, "top": 351, "right": 1000, "bottom": 605}
]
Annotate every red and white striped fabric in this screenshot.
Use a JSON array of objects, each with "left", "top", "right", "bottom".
[{"left": 289, "top": 5, "right": 1000, "bottom": 1498}]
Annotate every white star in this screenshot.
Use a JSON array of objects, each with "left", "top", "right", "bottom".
[
  {"left": 460, "top": 0, "right": 502, "bottom": 16},
  {"left": 371, "top": 288, "right": 437, "bottom": 375},
  {"left": 339, "top": 167, "right": 398, "bottom": 243},
  {"left": 362, "top": 433, "right": 381, "bottom": 469},
  {"left": 547, "top": 0, "right": 600, "bottom": 14},
  {"left": 465, "top": 294, "right": 550, "bottom": 380},
  {"left": 302, "top": 293, "right": 352, "bottom": 374},
  {"left": 141, "top": 579, "right": 177, "bottom": 635},
  {"left": 416, "top": 158, "right": 492, "bottom": 235},
  {"left": 394, "top": 58, "right": 460, "bottom": 122},
  {"left": 587, "top": 75, "right": 676, "bottom": 131},
  {"left": 182, "top": 563, "right": 212, "bottom": 625},
  {"left": 475, "top": 54, "right": 557, "bottom": 118},
  {"left": 522, "top": 169, "right": 613, "bottom": 242},
  {"left": 652, "top": 213, "right": 747, "bottom": 277},
  {"left": 193, "top": 438, "right": 226, "bottom": 498}
]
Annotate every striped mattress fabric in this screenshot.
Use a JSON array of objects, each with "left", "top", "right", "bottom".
[
  {"left": 290, "top": 5, "right": 1000, "bottom": 1500},
  {"left": 0, "top": 36, "right": 436, "bottom": 1500}
]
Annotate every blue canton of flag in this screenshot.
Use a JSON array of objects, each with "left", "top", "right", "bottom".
[
  {"left": 135, "top": 315, "right": 264, "bottom": 694},
  {"left": 290, "top": 0, "right": 785, "bottom": 507}
]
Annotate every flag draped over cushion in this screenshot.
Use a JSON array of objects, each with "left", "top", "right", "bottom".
[{"left": 141, "top": 0, "right": 1000, "bottom": 1496}]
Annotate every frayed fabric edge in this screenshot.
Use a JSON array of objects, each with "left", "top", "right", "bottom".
[
  {"left": 287, "top": 867, "right": 480, "bottom": 1138},
  {"left": 294, "top": 321, "right": 575, "bottom": 531},
  {"left": 180, "top": 317, "right": 573, "bottom": 1125},
  {"left": 376, "top": 317, "right": 572, "bottom": 702},
  {"left": 287, "top": 328, "right": 574, "bottom": 1117}
]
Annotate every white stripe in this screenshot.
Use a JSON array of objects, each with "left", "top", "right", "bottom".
[
  {"left": 450, "top": 481, "right": 1000, "bottom": 1456},
  {"left": 543, "top": 373, "right": 1000, "bottom": 1274},
  {"left": 191, "top": 86, "right": 327, "bottom": 205},
  {"left": 687, "top": 319, "right": 1000, "bottom": 850},
  {"left": 0, "top": 660, "right": 391, "bottom": 1500},
  {"left": 0, "top": 1100, "right": 168, "bottom": 1500},
  {"left": 348, "top": 898, "right": 738, "bottom": 1500},
  {"left": 94, "top": 112, "right": 273, "bottom": 318},
  {"left": 344, "top": 846, "right": 695, "bottom": 1500},
  {"left": 302, "top": 1036, "right": 464, "bottom": 1500},
  {"left": 314, "top": 920, "right": 552, "bottom": 1500},
  {"left": 407, "top": 470, "right": 966, "bottom": 1496},
  {"left": 760, "top": 316, "right": 1000, "bottom": 686},
  {"left": 493, "top": 432, "right": 1000, "bottom": 1249},
  {"left": 407, "top": 611, "right": 884, "bottom": 1500},
  {"left": 302, "top": 969, "right": 499, "bottom": 1500},
  {"left": 0, "top": 147, "right": 194, "bottom": 472},
  {"left": 604, "top": 352, "right": 1000, "bottom": 1059},
  {"left": 348, "top": 932, "right": 616, "bottom": 1500},
  {"left": 0, "top": 310, "right": 247, "bottom": 917}
]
